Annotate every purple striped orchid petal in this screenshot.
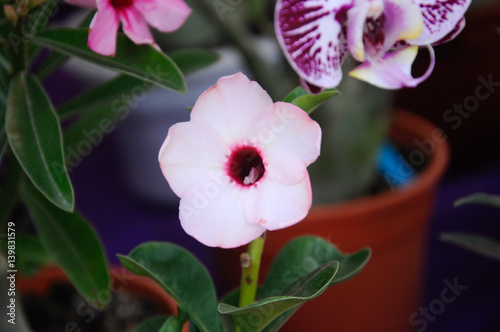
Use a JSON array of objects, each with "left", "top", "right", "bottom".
[
  {"left": 407, "top": 0, "right": 471, "bottom": 45},
  {"left": 349, "top": 45, "right": 435, "bottom": 89},
  {"left": 431, "top": 17, "right": 465, "bottom": 45},
  {"left": 275, "top": 0, "right": 354, "bottom": 88}
]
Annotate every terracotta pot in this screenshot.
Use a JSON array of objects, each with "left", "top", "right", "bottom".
[
  {"left": 18, "top": 266, "right": 189, "bottom": 331},
  {"left": 215, "top": 109, "right": 449, "bottom": 332}
]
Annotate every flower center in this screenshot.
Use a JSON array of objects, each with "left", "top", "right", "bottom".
[
  {"left": 363, "top": 15, "right": 385, "bottom": 53},
  {"left": 110, "top": 0, "right": 133, "bottom": 9},
  {"left": 226, "top": 146, "right": 265, "bottom": 186}
]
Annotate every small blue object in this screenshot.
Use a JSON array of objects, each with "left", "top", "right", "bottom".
[{"left": 377, "top": 141, "right": 415, "bottom": 189}]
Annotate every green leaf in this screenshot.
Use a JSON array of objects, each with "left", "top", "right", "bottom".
[
  {"left": 159, "top": 316, "right": 186, "bottom": 332},
  {"left": 57, "top": 75, "right": 146, "bottom": 118},
  {"left": 32, "top": 28, "right": 186, "bottom": 92},
  {"left": 62, "top": 103, "right": 123, "bottom": 164},
  {"left": 6, "top": 73, "right": 74, "bottom": 211},
  {"left": 1, "top": 234, "right": 53, "bottom": 276},
  {"left": 282, "top": 86, "right": 340, "bottom": 114},
  {"left": 118, "top": 242, "right": 220, "bottom": 332},
  {"left": 36, "top": 51, "right": 69, "bottom": 80},
  {"left": 440, "top": 232, "right": 500, "bottom": 261},
  {"left": 25, "top": 0, "right": 58, "bottom": 36},
  {"left": 35, "top": 11, "right": 95, "bottom": 80},
  {"left": 132, "top": 316, "right": 170, "bottom": 332},
  {"left": 57, "top": 49, "right": 217, "bottom": 118},
  {"left": 454, "top": 193, "right": 500, "bottom": 209},
  {"left": 218, "top": 237, "right": 370, "bottom": 332},
  {"left": 218, "top": 261, "right": 339, "bottom": 332},
  {"left": 19, "top": 179, "right": 110, "bottom": 306},
  {"left": 168, "top": 49, "right": 219, "bottom": 75},
  {"left": 261, "top": 236, "right": 371, "bottom": 297}
]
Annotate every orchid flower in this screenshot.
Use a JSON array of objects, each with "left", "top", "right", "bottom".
[
  {"left": 275, "top": 0, "right": 471, "bottom": 90},
  {"left": 158, "top": 73, "right": 322, "bottom": 248},
  {"left": 66, "top": 0, "right": 191, "bottom": 56}
]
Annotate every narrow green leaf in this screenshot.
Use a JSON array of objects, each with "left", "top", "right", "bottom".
[
  {"left": 168, "top": 49, "right": 219, "bottom": 75},
  {"left": 56, "top": 49, "right": 216, "bottom": 118},
  {"left": 282, "top": 86, "right": 340, "bottom": 114},
  {"left": 57, "top": 75, "right": 146, "bottom": 118},
  {"left": 25, "top": 0, "right": 58, "bottom": 36},
  {"left": 62, "top": 103, "right": 122, "bottom": 163},
  {"left": 1, "top": 234, "right": 53, "bottom": 276},
  {"left": 19, "top": 179, "right": 110, "bottom": 306},
  {"left": 118, "top": 242, "right": 220, "bottom": 332},
  {"left": 441, "top": 232, "right": 500, "bottom": 261},
  {"left": 454, "top": 193, "right": 500, "bottom": 209},
  {"left": 36, "top": 51, "right": 69, "bottom": 80},
  {"left": 35, "top": 11, "right": 96, "bottom": 79},
  {"left": 132, "top": 316, "right": 170, "bottom": 332},
  {"left": 32, "top": 28, "right": 186, "bottom": 92},
  {"left": 6, "top": 73, "right": 74, "bottom": 211},
  {"left": 218, "top": 261, "right": 339, "bottom": 332}
]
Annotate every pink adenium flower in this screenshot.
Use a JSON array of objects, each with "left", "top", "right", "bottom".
[
  {"left": 66, "top": 0, "right": 191, "bottom": 56},
  {"left": 158, "top": 73, "right": 322, "bottom": 248},
  {"left": 275, "top": 0, "right": 471, "bottom": 90}
]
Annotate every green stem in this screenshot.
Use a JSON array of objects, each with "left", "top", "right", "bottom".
[{"left": 238, "top": 232, "right": 266, "bottom": 308}]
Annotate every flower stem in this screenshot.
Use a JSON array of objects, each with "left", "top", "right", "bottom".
[{"left": 238, "top": 232, "right": 266, "bottom": 309}]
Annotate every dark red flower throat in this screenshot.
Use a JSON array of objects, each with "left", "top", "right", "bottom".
[
  {"left": 110, "top": 0, "right": 133, "bottom": 9},
  {"left": 226, "top": 146, "right": 265, "bottom": 186}
]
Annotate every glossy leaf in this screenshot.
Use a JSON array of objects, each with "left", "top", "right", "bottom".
[
  {"left": 6, "top": 73, "right": 74, "bottom": 211},
  {"left": 57, "top": 48, "right": 217, "bottom": 118},
  {"left": 261, "top": 236, "right": 371, "bottom": 297},
  {"left": 20, "top": 179, "right": 110, "bottom": 306},
  {"left": 35, "top": 11, "right": 96, "bottom": 79},
  {"left": 118, "top": 242, "right": 220, "bottom": 332},
  {"left": 132, "top": 316, "right": 170, "bottom": 332},
  {"left": 36, "top": 51, "right": 69, "bottom": 80},
  {"left": 32, "top": 28, "right": 186, "bottom": 92},
  {"left": 283, "top": 86, "right": 339, "bottom": 114},
  {"left": 57, "top": 75, "right": 142, "bottom": 118},
  {"left": 218, "top": 261, "right": 339, "bottom": 332},
  {"left": 25, "top": 0, "right": 58, "bottom": 36},
  {"left": 441, "top": 232, "right": 500, "bottom": 261},
  {"left": 168, "top": 49, "right": 219, "bottom": 75},
  {"left": 454, "top": 193, "right": 500, "bottom": 209}
]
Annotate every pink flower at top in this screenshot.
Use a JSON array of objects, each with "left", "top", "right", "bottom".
[
  {"left": 158, "top": 73, "right": 322, "bottom": 248},
  {"left": 66, "top": 0, "right": 191, "bottom": 56},
  {"left": 275, "top": 0, "right": 471, "bottom": 90}
]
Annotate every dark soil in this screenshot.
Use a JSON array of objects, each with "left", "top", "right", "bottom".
[{"left": 21, "top": 282, "right": 165, "bottom": 332}]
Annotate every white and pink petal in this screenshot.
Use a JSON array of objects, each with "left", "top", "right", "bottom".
[
  {"left": 179, "top": 177, "right": 266, "bottom": 248},
  {"left": 190, "top": 73, "right": 275, "bottom": 144},
  {"left": 243, "top": 176, "right": 312, "bottom": 231},
  {"left": 259, "top": 101, "right": 321, "bottom": 185},
  {"left": 159, "top": 121, "right": 229, "bottom": 197}
]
